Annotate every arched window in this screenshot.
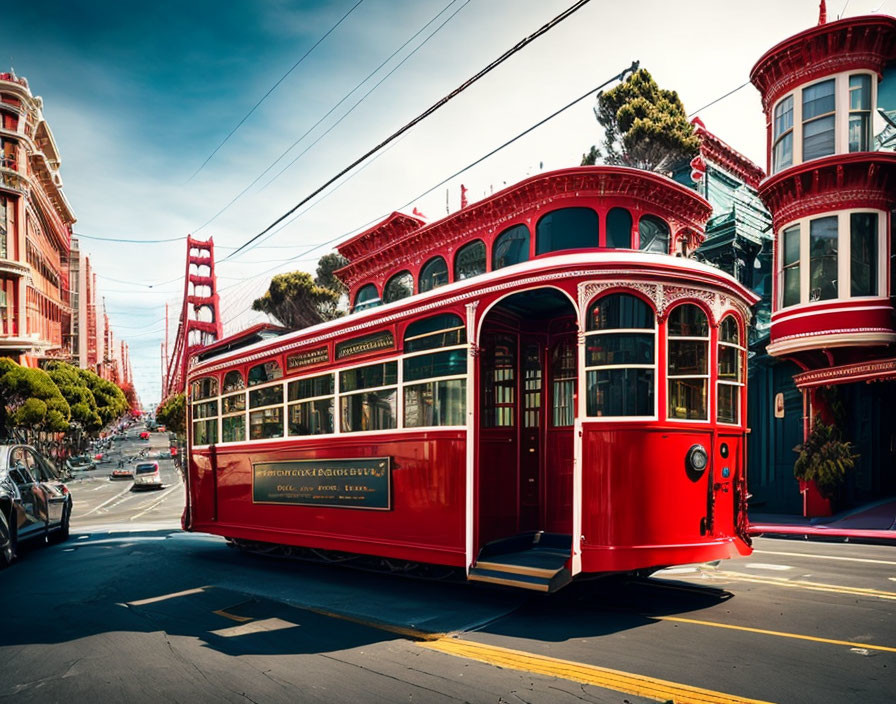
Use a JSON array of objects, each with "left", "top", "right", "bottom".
[
  {"left": 191, "top": 376, "right": 219, "bottom": 445},
  {"left": 493, "top": 224, "right": 529, "bottom": 270},
  {"left": 222, "top": 370, "right": 244, "bottom": 393},
  {"left": 606, "top": 207, "right": 632, "bottom": 248},
  {"left": 191, "top": 376, "right": 218, "bottom": 401},
  {"left": 536, "top": 207, "right": 599, "bottom": 255},
  {"left": 404, "top": 313, "right": 466, "bottom": 352},
  {"left": 717, "top": 315, "right": 744, "bottom": 424},
  {"left": 418, "top": 256, "right": 449, "bottom": 293},
  {"left": 353, "top": 284, "right": 380, "bottom": 312},
  {"left": 667, "top": 304, "right": 709, "bottom": 421},
  {"left": 639, "top": 215, "right": 670, "bottom": 254},
  {"left": 584, "top": 293, "right": 655, "bottom": 417},
  {"left": 455, "top": 240, "right": 486, "bottom": 280},
  {"left": 383, "top": 271, "right": 413, "bottom": 303},
  {"left": 248, "top": 360, "right": 282, "bottom": 386},
  {"left": 402, "top": 313, "right": 466, "bottom": 428}
]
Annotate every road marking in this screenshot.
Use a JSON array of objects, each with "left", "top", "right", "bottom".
[
  {"left": 129, "top": 485, "right": 181, "bottom": 521},
  {"left": 214, "top": 608, "right": 254, "bottom": 623},
  {"left": 754, "top": 549, "right": 896, "bottom": 567},
  {"left": 210, "top": 617, "right": 298, "bottom": 637},
  {"left": 419, "top": 638, "right": 774, "bottom": 704},
  {"left": 656, "top": 616, "right": 896, "bottom": 654},
  {"left": 77, "top": 484, "right": 135, "bottom": 517},
  {"left": 743, "top": 563, "right": 793, "bottom": 571},
  {"left": 708, "top": 570, "right": 896, "bottom": 601},
  {"left": 127, "top": 586, "right": 208, "bottom": 606}
]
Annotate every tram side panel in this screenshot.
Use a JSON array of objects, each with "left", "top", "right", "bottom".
[
  {"left": 579, "top": 425, "right": 748, "bottom": 574},
  {"left": 189, "top": 431, "right": 468, "bottom": 567}
]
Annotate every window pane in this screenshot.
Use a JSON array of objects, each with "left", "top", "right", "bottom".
[
  {"left": 668, "top": 379, "right": 708, "bottom": 420},
  {"left": 718, "top": 384, "right": 739, "bottom": 424},
  {"left": 719, "top": 316, "right": 740, "bottom": 345},
  {"left": 223, "top": 370, "right": 244, "bottom": 392},
  {"left": 383, "top": 271, "right": 413, "bottom": 303},
  {"left": 222, "top": 415, "right": 245, "bottom": 443},
  {"left": 192, "top": 376, "right": 218, "bottom": 400},
  {"left": 403, "top": 349, "right": 466, "bottom": 382},
  {"left": 809, "top": 216, "right": 838, "bottom": 301},
  {"left": 773, "top": 133, "right": 793, "bottom": 171},
  {"left": 802, "top": 115, "right": 835, "bottom": 161},
  {"left": 288, "top": 373, "right": 334, "bottom": 401},
  {"left": 802, "top": 79, "right": 835, "bottom": 120},
  {"left": 783, "top": 225, "right": 800, "bottom": 266},
  {"left": 638, "top": 215, "right": 670, "bottom": 253},
  {"left": 249, "top": 385, "right": 283, "bottom": 409},
  {"left": 586, "top": 369, "right": 653, "bottom": 416},
  {"left": 587, "top": 293, "right": 655, "bottom": 331},
  {"left": 493, "top": 224, "right": 530, "bottom": 269},
  {"left": 668, "top": 340, "right": 708, "bottom": 375},
  {"left": 340, "top": 390, "right": 397, "bottom": 431},
  {"left": 718, "top": 346, "right": 740, "bottom": 380},
  {"left": 194, "top": 400, "right": 218, "bottom": 419},
  {"left": 849, "top": 113, "right": 870, "bottom": 153},
  {"left": 404, "top": 313, "right": 466, "bottom": 352},
  {"left": 535, "top": 207, "right": 599, "bottom": 254},
  {"left": 850, "top": 212, "right": 878, "bottom": 296},
  {"left": 404, "top": 379, "right": 466, "bottom": 427},
  {"left": 585, "top": 332, "right": 653, "bottom": 366},
  {"left": 419, "top": 256, "right": 449, "bottom": 293},
  {"left": 667, "top": 304, "right": 708, "bottom": 337},
  {"left": 606, "top": 207, "right": 632, "bottom": 248},
  {"left": 784, "top": 265, "right": 801, "bottom": 307},
  {"left": 455, "top": 240, "right": 486, "bottom": 280},
  {"left": 193, "top": 419, "right": 218, "bottom": 445},
  {"left": 849, "top": 74, "right": 871, "bottom": 110},
  {"left": 774, "top": 95, "right": 793, "bottom": 138},
  {"left": 248, "top": 361, "right": 282, "bottom": 386},
  {"left": 249, "top": 407, "right": 283, "bottom": 439},
  {"left": 222, "top": 393, "right": 246, "bottom": 414},
  {"left": 354, "top": 284, "right": 380, "bottom": 312},
  {"left": 340, "top": 362, "right": 397, "bottom": 392},
  {"left": 288, "top": 398, "right": 334, "bottom": 435}
]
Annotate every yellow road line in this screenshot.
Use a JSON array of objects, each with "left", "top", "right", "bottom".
[
  {"left": 126, "top": 586, "right": 208, "bottom": 606},
  {"left": 752, "top": 549, "right": 896, "bottom": 566},
  {"left": 656, "top": 616, "right": 896, "bottom": 654},
  {"left": 419, "top": 638, "right": 774, "bottom": 704},
  {"left": 708, "top": 570, "right": 896, "bottom": 600},
  {"left": 214, "top": 608, "right": 254, "bottom": 623}
]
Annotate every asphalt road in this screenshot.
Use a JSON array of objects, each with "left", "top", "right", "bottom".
[{"left": 2, "top": 437, "right": 894, "bottom": 704}]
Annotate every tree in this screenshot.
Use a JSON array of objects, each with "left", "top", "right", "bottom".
[
  {"left": 0, "top": 358, "right": 71, "bottom": 450},
  {"left": 582, "top": 68, "right": 699, "bottom": 173},
  {"left": 156, "top": 393, "right": 186, "bottom": 436},
  {"left": 315, "top": 252, "right": 348, "bottom": 294},
  {"left": 76, "top": 368, "right": 129, "bottom": 424},
  {"left": 45, "top": 361, "right": 103, "bottom": 434},
  {"left": 252, "top": 270, "right": 342, "bottom": 331},
  {"left": 793, "top": 421, "right": 859, "bottom": 501}
]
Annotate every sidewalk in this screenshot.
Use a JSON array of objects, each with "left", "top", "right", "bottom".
[{"left": 748, "top": 497, "right": 896, "bottom": 544}]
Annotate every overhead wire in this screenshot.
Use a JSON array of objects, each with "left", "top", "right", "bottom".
[
  {"left": 186, "top": 0, "right": 366, "bottom": 182},
  {"left": 220, "top": 0, "right": 594, "bottom": 262}
]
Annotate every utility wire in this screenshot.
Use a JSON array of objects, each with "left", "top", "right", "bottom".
[
  {"left": 74, "top": 232, "right": 184, "bottom": 243},
  {"left": 194, "top": 0, "right": 468, "bottom": 234},
  {"left": 688, "top": 81, "right": 751, "bottom": 117},
  {"left": 186, "top": 0, "right": 366, "bottom": 182},
  {"left": 221, "top": 0, "right": 594, "bottom": 262}
]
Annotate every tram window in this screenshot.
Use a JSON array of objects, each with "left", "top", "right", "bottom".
[
  {"left": 249, "top": 385, "right": 283, "bottom": 409},
  {"left": 191, "top": 376, "right": 218, "bottom": 401},
  {"left": 222, "top": 370, "right": 244, "bottom": 392},
  {"left": 340, "top": 390, "right": 397, "bottom": 432},
  {"left": 638, "top": 215, "right": 670, "bottom": 254},
  {"left": 606, "top": 207, "right": 632, "bottom": 249},
  {"left": 717, "top": 315, "right": 744, "bottom": 424},
  {"left": 222, "top": 393, "right": 246, "bottom": 414},
  {"left": 403, "top": 349, "right": 466, "bottom": 382},
  {"left": 404, "top": 379, "right": 465, "bottom": 427},
  {"left": 249, "top": 407, "right": 283, "bottom": 440},
  {"left": 288, "top": 373, "right": 334, "bottom": 401},
  {"left": 419, "top": 256, "right": 449, "bottom": 293},
  {"left": 551, "top": 338, "right": 577, "bottom": 427},
  {"left": 353, "top": 284, "right": 381, "bottom": 312},
  {"left": 193, "top": 419, "right": 218, "bottom": 445},
  {"left": 248, "top": 360, "right": 282, "bottom": 386},
  {"left": 340, "top": 361, "right": 397, "bottom": 392},
  {"left": 383, "top": 271, "right": 413, "bottom": 303},
  {"left": 535, "top": 207, "right": 598, "bottom": 255},
  {"left": 404, "top": 313, "right": 465, "bottom": 352},
  {"left": 455, "top": 240, "right": 486, "bottom": 280},
  {"left": 288, "top": 398, "right": 334, "bottom": 436},
  {"left": 222, "top": 415, "right": 245, "bottom": 443},
  {"left": 585, "top": 293, "right": 655, "bottom": 417},
  {"left": 193, "top": 400, "right": 218, "bottom": 419},
  {"left": 492, "top": 224, "right": 530, "bottom": 270},
  {"left": 482, "top": 333, "right": 516, "bottom": 427},
  {"left": 667, "top": 304, "right": 709, "bottom": 421}
]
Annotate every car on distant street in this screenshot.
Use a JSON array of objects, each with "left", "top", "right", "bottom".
[
  {"left": 65, "top": 455, "right": 96, "bottom": 473},
  {"left": 132, "top": 462, "right": 162, "bottom": 489},
  {"left": 110, "top": 465, "right": 134, "bottom": 480},
  {"left": 0, "top": 444, "right": 73, "bottom": 567},
  {"left": 139, "top": 431, "right": 150, "bottom": 441}
]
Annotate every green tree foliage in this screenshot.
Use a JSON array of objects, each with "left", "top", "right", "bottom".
[
  {"left": 252, "top": 270, "right": 343, "bottom": 331},
  {"left": 76, "top": 367, "right": 129, "bottom": 424},
  {"left": 793, "top": 421, "right": 860, "bottom": 500},
  {"left": 45, "top": 361, "right": 103, "bottom": 432},
  {"left": 582, "top": 68, "right": 699, "bottom": 173},
  {"left": 0, "top": 358, "right": 71, "bottom": 441},
  {"left": 156, "top": 393, "right": 186, "bottom": 435},
  {"left": 315, "top": 252, "right": 348, "bottom": 294}
]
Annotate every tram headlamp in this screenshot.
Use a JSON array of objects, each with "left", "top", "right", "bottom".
[{"left": 685, "top": 444, "right": 708, "bottom": 478}]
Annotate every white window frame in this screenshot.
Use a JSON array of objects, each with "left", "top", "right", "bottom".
[
  {"left": 286, "top": 372, "right": 336, "bottom": 438},
  {"left": 666, "top": 304, "right": 711, "bottom": 424},
  {"left": 716, "top": 315, "right": 745, "bottom": 426},
  {"left": 401, "top": 344, "right": 468, "bottom": 429}
]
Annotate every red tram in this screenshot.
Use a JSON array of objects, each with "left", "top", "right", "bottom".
[{"left": 183, "top": 166, "right": 758, "bottom": 592}]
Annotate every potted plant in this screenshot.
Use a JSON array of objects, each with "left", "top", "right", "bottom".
[{"left": 793, "top": 421, "right": 859, "bottom": 517}]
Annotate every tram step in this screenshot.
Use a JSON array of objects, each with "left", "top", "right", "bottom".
[{"left": 469, "top": 533, "right": 572, "bottom": 592}]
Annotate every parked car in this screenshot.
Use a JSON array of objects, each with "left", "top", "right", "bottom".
[
  {"left": 66, "top": 455, "right": 96, "bottom": 473},
  {"left": 0, "top": 444, "right": 73, "bottom": 567},
  {"left": 110, "top": 465, "right": 134, "bottom": 480},
  {"left": 133, "top": 462, "right": 161, "bottom": 489}
]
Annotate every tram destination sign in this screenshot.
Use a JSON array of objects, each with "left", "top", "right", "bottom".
[
  {"left": 287, "top": 346, "right": 329, "bottom": 370},
  {"left": 336, "top": 331, "right": 394, "bottom": 359},
  {"left": 252, "top": 458, "right": 391, "bottom": 510}
]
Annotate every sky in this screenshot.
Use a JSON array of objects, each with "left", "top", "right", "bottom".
[{"left": 3, "top": 0, "right": 891, "bottom": 406}]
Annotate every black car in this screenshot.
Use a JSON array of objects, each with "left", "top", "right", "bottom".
[{"left": 0, "top": 444, "right": 73, "bottom": 567}]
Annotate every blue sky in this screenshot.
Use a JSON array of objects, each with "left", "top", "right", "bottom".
[{"left": 4, "top": 0, "right": 889, "bottom": 405}]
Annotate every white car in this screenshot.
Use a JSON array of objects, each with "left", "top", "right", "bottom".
[{"left": 133, "top": 461, "right": 162, "bottom": 489}]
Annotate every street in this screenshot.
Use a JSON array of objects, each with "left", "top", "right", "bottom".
[{"left": 1, "top": 430, "right": 893, "bottom": 703}]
